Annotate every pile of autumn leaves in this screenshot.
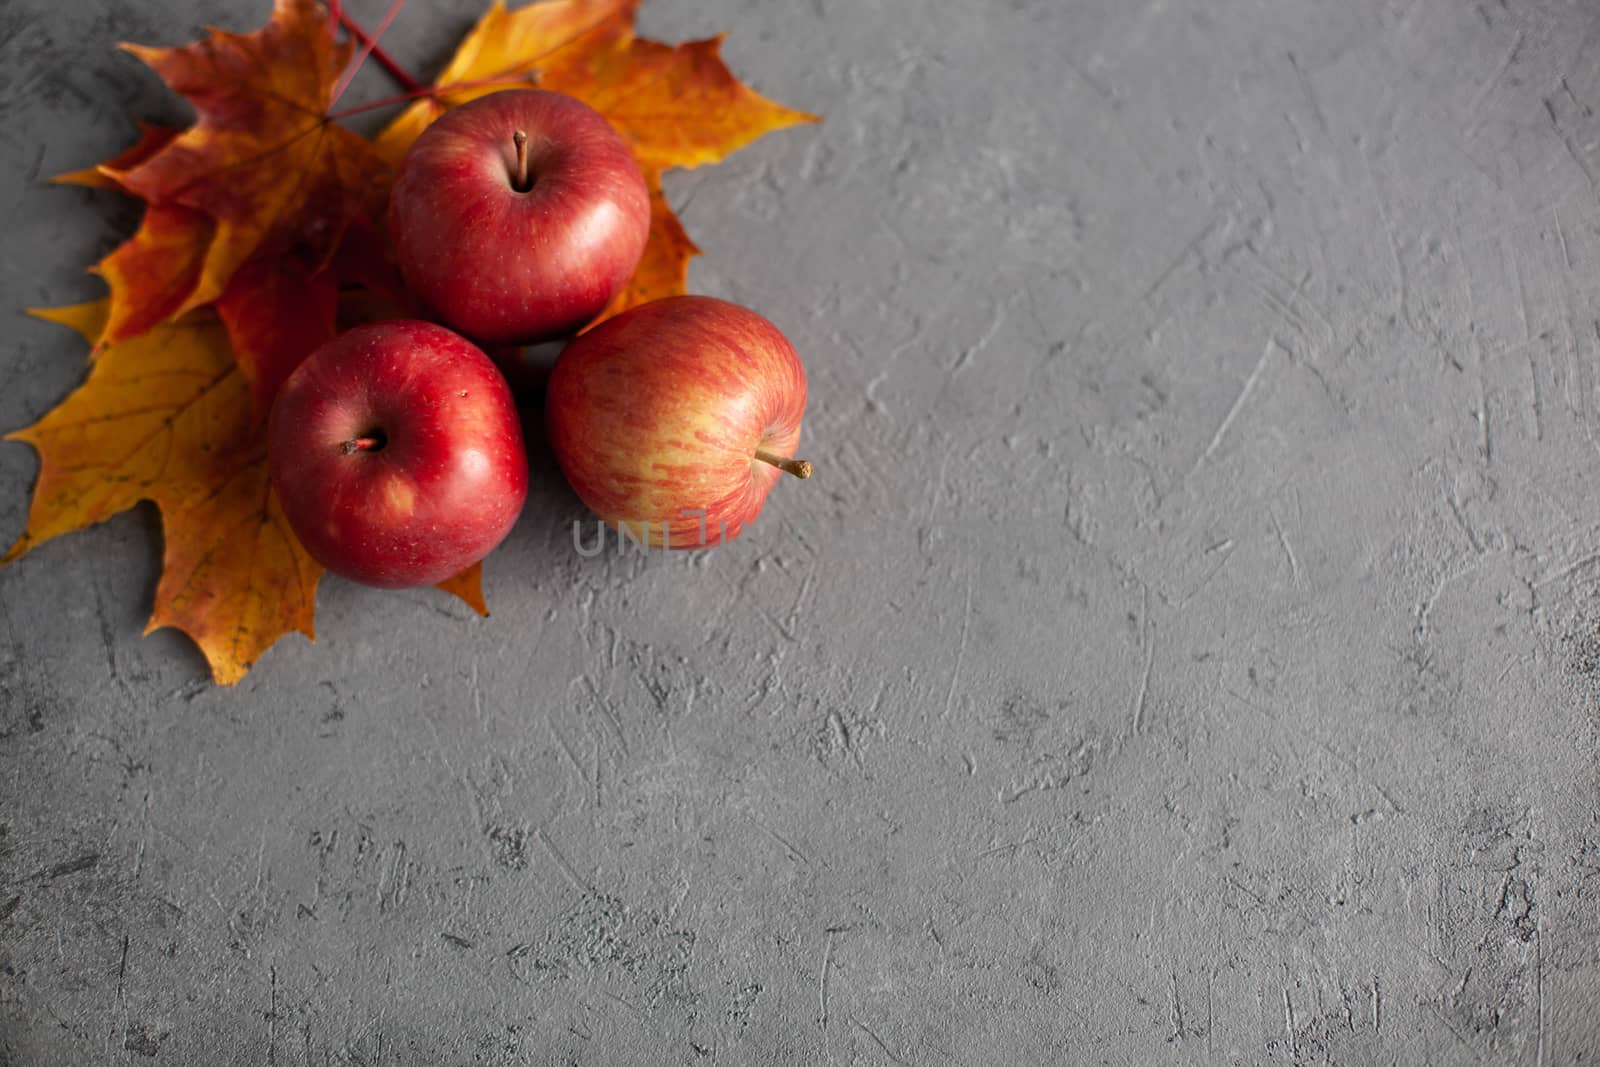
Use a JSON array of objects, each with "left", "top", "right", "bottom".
[{"left": 1, "top": 0, "right": 814, "bottom": 684}]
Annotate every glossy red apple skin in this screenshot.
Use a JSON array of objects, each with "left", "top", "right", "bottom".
[
  {"left": 388, "top": 89, "right": 651, "bottom": 346},
  {"left": 268, "top": 321, "right": 529, "bottom": 588},
  {"left": 546, "top": 296, "right": 810, "bottom": 549}
]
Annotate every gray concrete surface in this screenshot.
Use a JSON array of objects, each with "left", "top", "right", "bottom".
[{"left": 4, "top": 0, "right": 1600, "bottom": 1062}]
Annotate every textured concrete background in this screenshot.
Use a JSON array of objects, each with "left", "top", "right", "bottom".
[{"left": 3, "top": 0, "right": 1600, "bottom": 1063}]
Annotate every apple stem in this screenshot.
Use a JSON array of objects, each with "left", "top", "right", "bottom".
[
  {"left": 513, "top": 130, "right": 530, "bottom": 192},
  {"left": 754, "top": 449, "right": 813, "bottom": 479},
  {"left": 341, "top": 435, "right": 384, "bottom": 455}
]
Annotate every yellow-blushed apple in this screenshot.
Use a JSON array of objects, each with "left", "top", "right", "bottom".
[{"left": 545, "top": 296, "right": 812, "bottom": 549}]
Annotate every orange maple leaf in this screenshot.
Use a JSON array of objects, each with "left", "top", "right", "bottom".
[
  {"left": 376, "top": 0, "right": 815, "bottom": 320},
  {"left": 88, "top": 0, "right": 389, "bottom": 354},
  {"left": 92, "top": 203, "right": 218, "bottom": 352}
]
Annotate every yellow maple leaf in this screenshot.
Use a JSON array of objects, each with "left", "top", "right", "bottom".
[
  {"left": 5, "top": 302, "right": 322, "bottom": 683},
  {"left": 542, "top": 34, "right": 819, "bottom": 172}
]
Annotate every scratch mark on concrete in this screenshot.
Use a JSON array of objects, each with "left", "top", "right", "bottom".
[
  {"left": 1534, "top": 551, "right": 1600, "bottom": 588},
  {"left": 267, "top": 965, "right": 278, "bottom": 1066},
  {"left": 1510, "top": 243, "right": 1533, "bottom": 344},
  {"left": 1270, "top": 511, "right": 1301, "bottom": 586},
  {"left": 1198, "top": 338, "right": 1275, "bottom": 472},
  {"left": 1546, "top": 96, "right": 1600, "bottom": 197},
  {"left": 1476, "top": 375, "right": 1492, "bottom": 466},
  {"left": 1460, "top": 249, "right": 1494, "bottom": 465},
  {"left": 819, "top": 929, "right": 835, "bottom": 1036},
  {"left": 536, "top": 828, "right": 589, "bottom": 893},
  {"left": 32, "top": 852, "right": 99, "bottom": 882},
  {"left": 115, "top": 933, "right": 129, "bottom": 1002},
  {"left": 941, "top": 566, "right": 973, "bottom": 721},
  {"left": 952, "top": 302, "right": 1006, "bottom": 373},
  {"left": 1415, "top": 560, "right": 1478, "bottom": 642},
  {"left": 1131, "top": 583, "right": 1155, "bottom": 735},
  {"left": 1554, "top": 206, "right": 1573, "bottom": 269},
  {"left": 548, "top": 718, "right": 588, "bottom": 793},
  {"left": 1467, "top": 30, "right": 1523, "bottom": 131},
  {"left": 91, "top": 579, "right": 133, "bottom": 706},
  {"left": 1425, "top": 1002, "right": 1481, "bottom": 1056},
  {"left": 1286, "top": 51, "right": 1329, "bottom": 137},
  {"left": 132, "top": 792, "right": 150, "bottom": 882},
  {"left": 747, "top": 815, "right": 813, "bottom": 866},
  {"left": 1282, "top": 986, "right": 1296, "bottom": 1062},
  {"left": 1526, "top": 341, "right": 1544, "bottom": 441},
  {"left": 378, "top": 842, "right": 409, "bottom": 913},
  {"left": 1363, "top": 150, "right": 1410, "bottom": 321},
  {"left": 1535, "top": 919, "right": 1545, "bottom": 1067},
  {"left": 852, "top": 1017, "right": 910, "bottom": 1066},
  {"left": 1141, "top": 215, "right": 1225, "bottom": 307},
  {"left": 1179, "top": 540, "right": 1236, "bottom": 607},
  {"left": 603, "top": 990, "right": 661, "bottom": 1035},
  {"left": 580, "top": 675, "right": 628, "bottom": 754},
  {"left": 1444, "top": 488, "right": 1484, "bottom": 555},
  {"left": 976, "top": 836, "right": 1040, "bottom": 860}
]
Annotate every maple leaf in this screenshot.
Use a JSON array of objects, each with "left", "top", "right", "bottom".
[
  {"left": 93, "top": 0, "right": 389, "bottom": 347},
  {"left": 5, "top": 303, "right": 322, "bottom": 684},
  {"left": 148, "top": 461, "right": 321, "bottom": 685},
  {"left": 93, "top": 203, "right": 218, "bottom": 351},
  {"left": 540, "top": 35, "right": 820, "bottom": 173},
  {"left": 376, "top": 0, "right": 815, "bottom": 315},
  {"left": 55, "top": 123, "right": 216, "bottom": 347}
]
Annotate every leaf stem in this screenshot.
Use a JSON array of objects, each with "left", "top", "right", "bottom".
[
  {"left": 323, "top": 70, "right": 536, "bottom": 124},
  {"left": 329, "top": 0, "right": 408, "bottom": 108},
  {"left": 754, "top": 449, "right": 813, "bottom": 479},
  {"left": 338, "top": 8, "right": 422, "bottom": 93}
]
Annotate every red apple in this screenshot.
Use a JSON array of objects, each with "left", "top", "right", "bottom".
[
  {"left": 388, "top": 89, "right": 650, "bottom": 346},
  {"left": 268, "top": 321, "right": 529, "bottom": 587},
  {"left": 545, "top": 296, "right": 812, "bottom": 549}
]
